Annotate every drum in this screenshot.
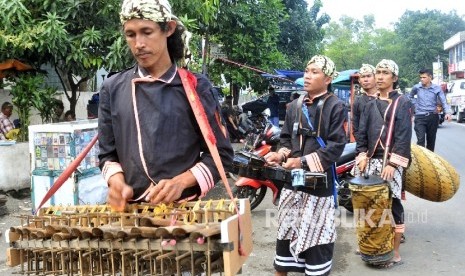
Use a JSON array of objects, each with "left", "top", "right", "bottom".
[
  {"left": 349, "top": 176, "right": 394, "bottom": 265},
  {"left": 405, "top": 144, "right": 460, "bottom": 202}
]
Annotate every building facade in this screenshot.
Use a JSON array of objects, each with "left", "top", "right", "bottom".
[{"left": 444, "top": 31, "right": 465, "bottom": 80}]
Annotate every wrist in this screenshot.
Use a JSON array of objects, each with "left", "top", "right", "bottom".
[
  {"left": 281, "top": 152, "right": 287, "bottom": 162},
  {"left": 300, "top": 156, "right": 308, "bottom": 170}
]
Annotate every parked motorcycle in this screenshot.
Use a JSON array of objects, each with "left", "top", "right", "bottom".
[{"left": 230, "top": 125, "right": 356, "bottom": 212}]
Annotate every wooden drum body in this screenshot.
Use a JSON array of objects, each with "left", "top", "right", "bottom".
[{"left": 349, "top": 178, "right": 394, "bottom": 265}]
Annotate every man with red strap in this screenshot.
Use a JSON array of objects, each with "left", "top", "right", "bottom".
[
  {"left": 356, "top": 59, "right": 413, "bottom": 268},
  {"left": 98, "top": 0, "right": 233, "bottom": 211}
]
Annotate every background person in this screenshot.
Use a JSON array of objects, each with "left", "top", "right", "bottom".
[
  {"left": 0, "top": 102, "right": 15, "bottom": 140},
  {"left": 265, "top": 55, "right": 346, "bottom": 276},
  {"left": 98, "top": 0, "right": 233, "bottom": 211},
  {"left": 267, "top": 86, "right": 280, "bottom": 127},
  {"left": 409, "top": 68, "right": 451, "bottom": 152},
  {"left": 64, "top": 110, "right": 76, "bottom": 121},
  {"left": 285, "top": 92, "right": 300, "bottom": 110},
  {"left": 52, "top": 99, "right": 65, "bottom": 123},
  {"left": 352, "top": 64, "right": 378, "bottom": 142}
]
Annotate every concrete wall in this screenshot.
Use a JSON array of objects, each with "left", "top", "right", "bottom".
[{"left": 0, "top": 142, "right": 30, "bottom": 192}]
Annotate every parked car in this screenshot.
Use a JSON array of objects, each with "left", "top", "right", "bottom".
[
  {"left": 241, "top": 89, "right": 305, "bottom": 121},
  {"left": 446, "top": 79, "right": 465, "bottom": 123}
]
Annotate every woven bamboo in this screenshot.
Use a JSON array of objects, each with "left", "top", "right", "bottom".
[{"left": 404, "top": 144, "right": 460, "bottom": 202}]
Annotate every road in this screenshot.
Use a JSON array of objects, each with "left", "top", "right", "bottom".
[{"left": 0, "top": 121, "right": 464, "bottom": 275}]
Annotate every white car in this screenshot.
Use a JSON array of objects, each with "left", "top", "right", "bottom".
[{"left": 446, "top": 79, "right": 465, "bottom": 123}]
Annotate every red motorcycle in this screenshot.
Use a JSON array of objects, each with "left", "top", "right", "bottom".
[{"left": 231, "top": 122, "right": 356, "bottom": 212}]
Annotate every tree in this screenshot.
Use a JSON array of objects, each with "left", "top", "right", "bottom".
[
  {"left": 0, "top": 0, "right": 128, "bottom": 113},
  {"left": 278, "top": 0, "right": 330, "bottom": 70},
  {"left": 322, "top": 15, "right": 401, "bottom": 71},
  {"left": 394, "top": 10, "right": 465, "bottom": 85},
  {"left": 206, "top": 0, "right": 288, "bottom": 101},
  {"left": 8, "top": 73, "right": 57, "bottom": 141}
]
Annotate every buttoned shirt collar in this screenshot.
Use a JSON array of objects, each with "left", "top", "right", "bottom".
[{"left": 136, "top": 63, "right": 177, "bottom": 83}]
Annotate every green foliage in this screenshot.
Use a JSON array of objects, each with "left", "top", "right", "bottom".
[
  {"left": 0, "top": 0, "right": 124, "bottom": 113},
  {"left": 323, "top": 9, "right": 465, "bottom": 88},
  {"left": 7, "top": 73, "right": 56, "bottom": 141},
  {"left": 208, "top": 0, "right": 288, "bottom": 93},
  {"left": 394, "top": 10, "right": 465, "bottom": 85},
  {"left": 32, "top": 86, "right": 60, "bottom": 124},
  {"left": 322, "top": 15, "right": 398, "bottom": 70},
  {"left": 278, "top": 0, "right": 330, "bottom": 70},
  {"left": 2, "top": 0, "right": 332, "bottom": 108}
]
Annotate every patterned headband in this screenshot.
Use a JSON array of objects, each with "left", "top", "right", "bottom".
[
  {"left": 120, "top": 0, "right": 191, "bottom": 67},
  {"left": 359, "top": 64, "right": 375, "bottom": 75},
  {"left": 376, "top": 59, "right": 399, "bottom": 76},
  {"left": 307, "top": 55, "right": 339, "bottom": 78},
  {"left": 120, "top": 0, "right": 174, "bottom": 24}
]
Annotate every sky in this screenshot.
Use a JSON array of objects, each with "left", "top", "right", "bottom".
[{"left": 318, "top": 0, "right": 465, "bottom": 29}]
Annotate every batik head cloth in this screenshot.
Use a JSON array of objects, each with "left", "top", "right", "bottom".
[
  {"left": 307, "top": 55, "right": 339, "bottom": 78},
  {"left": 120, "top": 0, "right": 175, "bottom": 24},
  {"left": 120, "top": 0, "right": 192, "bottom": 67},
  {"left": 376, "top": 59, "right": 399, "bottom": 76},
  {"left": 359, "top": 64, "right": 375, "bottom": 75}
]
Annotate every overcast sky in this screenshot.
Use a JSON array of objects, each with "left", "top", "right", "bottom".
[{"left": 317, "top": 0, "right": 465, "bottom": 29}]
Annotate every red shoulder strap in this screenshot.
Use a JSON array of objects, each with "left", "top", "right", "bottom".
[{"left": 178, "top": 68, "right": 246, "bottom": 256}]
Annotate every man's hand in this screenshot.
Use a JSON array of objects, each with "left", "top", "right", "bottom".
[
  {"left": 145, "top": 171, "right": 196, "bottom": 204},
  {"left": 358, "top": 158, "right": 367, "bottom": 173},
  {"left": 107, "top": 173, "right": 133, "bottom": 211},
  {"left": 445, "top": 113, "right": 452, "bottom": 122},
  {"left": 381, "top": 165, "right": 396, "bottom": 181},
  {"left": 281, "top": 157, "right": 300, "bottom": 170},
  {"left": 264, "top": 152, "right": 283, "bottom": 166}
]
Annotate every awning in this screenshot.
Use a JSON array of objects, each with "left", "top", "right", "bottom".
[
  {"left": 274, "top": 70, "right": 304, "bottom": 80},
  {"left": 332, "top": 69, "right": 358, "bottom": 84},
  {"left": 0, "top": 59, "right": 34, "bottom": 79}
]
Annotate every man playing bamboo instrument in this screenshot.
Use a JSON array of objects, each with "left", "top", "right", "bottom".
[{"left": 98, "top": 0, "right": 233, "bottom": 211}]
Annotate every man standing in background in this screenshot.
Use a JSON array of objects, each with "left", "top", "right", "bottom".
[
  {"left": 409, "top": 68, "right": 451, "bottom": 152},
  {"left": 267, "top": 86, "right": 280, "bottom": 127}
]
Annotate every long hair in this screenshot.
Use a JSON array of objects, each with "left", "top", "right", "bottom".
[{"left": 158, "top": 22, "right": 185, "bottom": 63}]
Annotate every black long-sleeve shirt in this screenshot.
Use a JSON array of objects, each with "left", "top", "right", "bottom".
[
  {"left": 98, "top": 64, "right": 234, "bottom": 199},
  {"left": 280, "top": 93, "right": 347, "bottom": 196},
  {"left": 352, "top": 94, "right": 376, "bottom": 141},
  {"left": 356, "top": 91, "right": 412, "bottom": 167}
]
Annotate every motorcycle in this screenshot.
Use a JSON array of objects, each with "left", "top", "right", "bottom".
[{"left": 230, "top": 122, "right": 356, "bottom": 212}]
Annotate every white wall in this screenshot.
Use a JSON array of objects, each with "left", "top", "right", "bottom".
[{"left": 0, "top": 142, "right": 30, "bottom": 191}]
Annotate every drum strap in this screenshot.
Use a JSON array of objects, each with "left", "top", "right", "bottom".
[{"left": 372, "top": 96, "right": 401, "bottom": 167}]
